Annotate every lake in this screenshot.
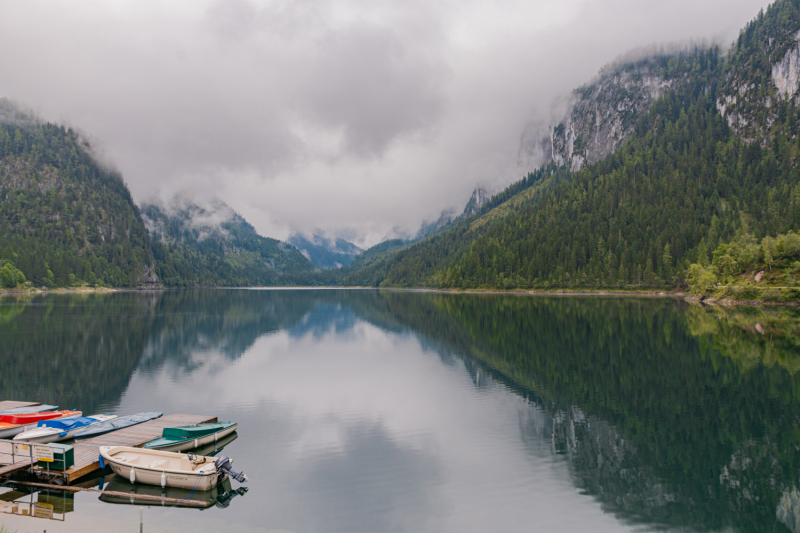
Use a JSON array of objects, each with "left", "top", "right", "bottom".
[{"left": 1, "top": 289, "right": 799, "bottom": 532}]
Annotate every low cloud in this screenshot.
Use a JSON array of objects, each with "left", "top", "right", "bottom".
[{"left": 0, "top": 0, "right": 772, "bottom": 246}]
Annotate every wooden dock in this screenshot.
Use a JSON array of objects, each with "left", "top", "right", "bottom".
[
  {"left": 0, "top": 402, "right": 44, "bottom": 477},
  {"left": 0, "top": 440, "right": 35, "bottom": 478},
  {"left": 0, "top": 401, "right": 40, "bottom": 412},
  {"left": 1, "top": 413, "right": 216, "bottom": 483}
]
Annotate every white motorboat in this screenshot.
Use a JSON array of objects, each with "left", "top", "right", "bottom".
[
  {"left": 99, "top": 446, "right": 247, "bottom": 491},
  {"left": 13, "top": 414, "right": 118, "bottom": 444}
]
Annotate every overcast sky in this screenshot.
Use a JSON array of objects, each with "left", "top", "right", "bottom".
[{"left": 0, "top": 0, "right": 773, "bottom": 246}]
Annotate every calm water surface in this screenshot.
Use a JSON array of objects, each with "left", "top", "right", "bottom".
[{"left": 1, "top": 289, "right": 800, "bottom": 532}]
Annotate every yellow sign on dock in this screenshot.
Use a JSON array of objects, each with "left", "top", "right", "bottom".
[
  {"left": 33, "top": 445, "right": 54, "bottom": 462},
  {"left": 12, "top": 443, "right": 29, "bottom": 455}
]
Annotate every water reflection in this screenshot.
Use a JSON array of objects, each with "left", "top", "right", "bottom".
[
  {"left": 100, "top": 476, "right": 247, "bottom": 510},
  {"left": 0, "top": 290, "right": 798, "bottom": 532}
]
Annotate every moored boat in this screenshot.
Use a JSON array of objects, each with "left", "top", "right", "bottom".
[
  {"left": 0, "top": 410, "right": 82, "bottom": 439},
  {"left": 189, "top": 429, "right": 238, "bottom": 458},
  {"left": 0, "top": 404, "right": 58, "bottom": 415},
  {"left": 98, "top": 446, "right": 247, "bottom": 491},
  {"left": 142, "top": 422, "right": 237, "bottom": 453},
  {"left": 13, "top": 414, "right": 118, "bottom": 443},
  {"left": 73, "top": 412, "right": 162, "bottom": 440}
]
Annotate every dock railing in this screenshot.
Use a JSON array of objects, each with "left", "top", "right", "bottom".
[{"left": 0, "top": 441, "right": 69, "bottom": 480}]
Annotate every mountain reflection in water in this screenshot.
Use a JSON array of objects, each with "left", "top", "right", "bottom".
[{"left": 0, "top": 289, "right": 799, "bottom": 532}]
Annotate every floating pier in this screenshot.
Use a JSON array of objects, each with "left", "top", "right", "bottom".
[{"left": 1, "top": 412, "right": 216, "bottom": 483}]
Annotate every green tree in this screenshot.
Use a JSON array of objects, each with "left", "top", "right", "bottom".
[
  {"left": 686, "top": 263, "right": 718, "bottom": 294},
  {"left": 662, "top": 243, "right": 673, "bottom": 281},
  {"left": 762, "top": 236, "right": 776, "bottom": 271},
  {"left": 697, "top": 238, "right": 710, "bottom": 267}
]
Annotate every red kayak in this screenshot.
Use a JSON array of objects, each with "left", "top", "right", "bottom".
[
  {"left": 0, "top": 410, "right": 82, "bottom": 439},
  {"left": 0, "top": 412, "right": 67, "bottom": 424}
]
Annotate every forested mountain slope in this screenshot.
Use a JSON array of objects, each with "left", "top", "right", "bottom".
[
  {"left": 340, "top": 0, "right": 800, "bottom": 291},
  {"left": 142, "top": 196, "right": 315, "bottom": 287},
  {"left": 718, "top": 0, "right": 800, "bottom": 143},
  {"left": 339, "top": 164, "right": 569, "bottom": 287},
  {"left": 0, "top": 103, "right": 158, "bottom": 288}
]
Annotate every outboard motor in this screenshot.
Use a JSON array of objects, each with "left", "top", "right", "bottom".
[{"left": 215, "top": 456, "right": 247, "bottom": 483}]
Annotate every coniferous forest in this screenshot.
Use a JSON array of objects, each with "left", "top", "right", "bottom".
[{"left": 0, "top": 120, "right": 157, "bottom": 288}]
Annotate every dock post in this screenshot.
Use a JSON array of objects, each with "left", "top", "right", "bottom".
[{"left": 140, "top": 507, "right": 144, "bottom": 532}]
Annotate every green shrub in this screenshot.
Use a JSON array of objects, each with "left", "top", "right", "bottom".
[
  {"left": 686, "top": 263, "right": 718, "bottom": 294},
  {"left": 730, "top": 287, "right": 761, "bottom": 300},
  {"left": 0, "top": 263, "right": 25, "bottom": 289},
  {"left": 780, "top": 232, "right": 800, "bottom": 259}
]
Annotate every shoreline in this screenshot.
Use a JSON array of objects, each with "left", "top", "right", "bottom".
[
  {"left": 0, "top": 286, "right": 155, "bottom": 296},
  {"left": 1, "top": 284, "right": 797, "bottom": 307},
  {"left": 392, "top": 287, "right": 685, "bottom": 298}
]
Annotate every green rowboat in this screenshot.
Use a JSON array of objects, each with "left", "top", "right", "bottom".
[{"left": 143, "top": 421, "right": 238, "bottom": 453}]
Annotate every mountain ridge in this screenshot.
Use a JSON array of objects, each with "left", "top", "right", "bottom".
[
  {"left": 288, "top": 231, "right": 363, "bottom": 269},
  {"left": 142, "top": 195, "right": 315, "bottom": 287}
]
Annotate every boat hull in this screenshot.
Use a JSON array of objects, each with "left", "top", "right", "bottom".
[
  {"left": 0, "top": 405, "right": 58, "bottom": 415},
  {"left": 14, "top": 426, "right": 83, "bottom": 443},
  {"left": 0, "top": 412, "right": 81, "bottom": 439},
  {"left": 12, "top": 429, "right": 62, "bottom": 443},
  {"left": 74, "top": 412, "right": 162, "bottom": 440},
  {"left": 100, "top": 446, "right": 223, "bottom": 491},
  {"left": 0, "top": 422, "right": 41, "bottom": 439},
  {"left": 147, "top": 424, "right": 238, "bottom": 453},
  {"left": 14, "top": 415, "right": 118, "bottom": 444}
]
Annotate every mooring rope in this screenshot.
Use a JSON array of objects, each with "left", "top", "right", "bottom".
[{"left": 167, "top": 470, "right": 204, "bottom": 508}]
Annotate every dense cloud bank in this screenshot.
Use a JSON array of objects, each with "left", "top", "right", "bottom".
[{"left": 0, "top": 0, "right": 771, "bottom": 246}]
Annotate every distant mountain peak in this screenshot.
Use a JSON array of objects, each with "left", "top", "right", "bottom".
[
  {"left": 140, "top": 194, "right": 314, "bottom": 285},
  {"left": 288, "top": 230, "right": 363, "bottom": 270},
  {"left": 462, "top": 187, "right": 490, "bottom": 217},
  {"left": 141, "top": 195, "right": 252, "bottom": 245},
  {"left": 414, "top": 208, "right": 457, "bottom": 240}
]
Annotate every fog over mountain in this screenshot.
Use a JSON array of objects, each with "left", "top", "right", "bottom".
[{"left": 0, "top": 0, "right": 771, "bottom": 247}]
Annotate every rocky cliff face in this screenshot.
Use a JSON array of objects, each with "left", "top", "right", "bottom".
[
  {"left": 461, "top": 187, "right": 490, "bottom": 217},
  {"left": 772, "top": 33, "right": 800, "bottom": 98},
  {"left": 716, "top": 1, "right": 800, "bottom": 143},
  {"left": 519, "top": 54, "right": 699, "bottom": 173},
  {"left": 551, "top": 63, "right": 675, "bottom": 171}
]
